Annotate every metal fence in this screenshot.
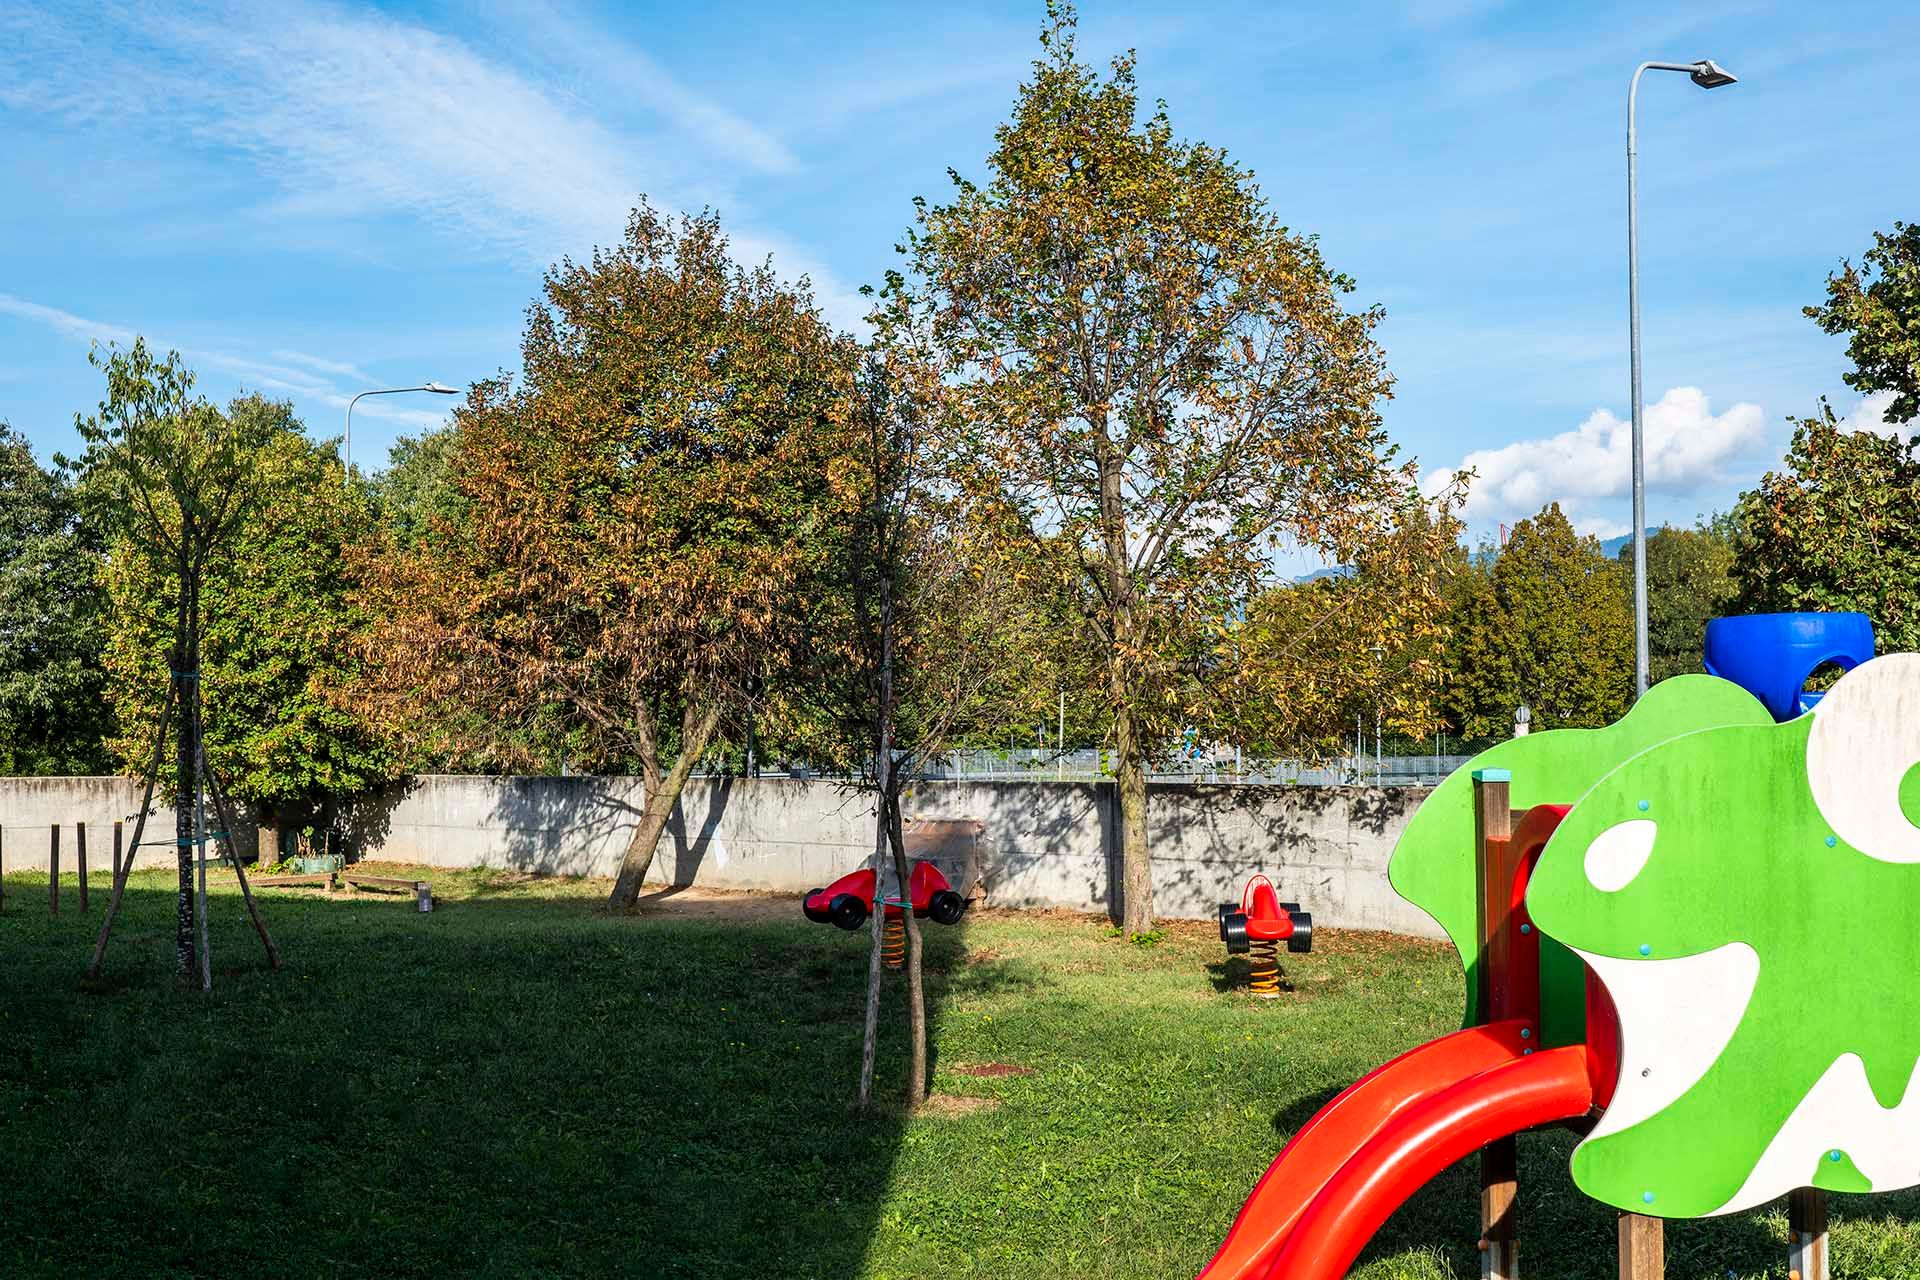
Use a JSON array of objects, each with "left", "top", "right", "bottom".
[{"left": 913, "top": 747, "right": 1472, "bottom": 788}]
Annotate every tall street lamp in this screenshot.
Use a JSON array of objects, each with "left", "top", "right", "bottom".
[
  {"left": 1627, "top": 58, "right": 1737, "bottom": 698},
  {"left": 344, "top": 382, "right": 460, "bottom": 486}
]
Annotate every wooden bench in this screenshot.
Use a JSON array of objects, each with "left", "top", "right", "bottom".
[
  {"left": 251, "top": 872, "right": 337, "bottom": 890},
  {"left": 242, "top": 870, "right": 434, "bottom": 912},
  {"left": 339, "top": 872, "right": 434, "bottom": 912}
]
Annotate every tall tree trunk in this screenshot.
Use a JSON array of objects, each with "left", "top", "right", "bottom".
[
  {"left": 857, "top": 566, "right": 898, "bottom": 1110},
  {"left": 854, "top": 766, "right": 889, "bottom": 1110},
  {"left": 172, "top": 563, "right": 197, "bottom": 985},
  {"left": 1100, "top": 444, "right": 1154, "bottom": 936},
  {"left": 1113, "top": 697, "right": 1152, "bottom": 935},
  {"left": 885, "top": 785, "right": 927, "bottom": 1104},
  {"left": 607, "top": 698, "right": 724, "bottom": 908}
]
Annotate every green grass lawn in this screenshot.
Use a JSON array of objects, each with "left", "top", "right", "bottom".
[{"left": 2, "top": 865, "right": 1917, "bottom": 1279}]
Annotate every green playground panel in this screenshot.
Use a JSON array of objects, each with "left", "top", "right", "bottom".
[
  {"left": 1388, "top": 674, "right": 1773, "bottom": 1047},
  {"left": 1528, "top": 658, "right": 1920, "bottom": 1217}
]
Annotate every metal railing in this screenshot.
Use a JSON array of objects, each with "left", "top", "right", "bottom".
[{"left": 912, "top": 747, "right": 1472, "bottom": 787}]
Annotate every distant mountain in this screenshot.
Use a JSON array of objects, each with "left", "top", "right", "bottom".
[
  {"left": 1289, "top": 529, "right": 1654, "bottom": 583},
  {"left": 1292, "top": 565, "right": 1354, "bottom": 584},
  {"left": 1599, "top": 530, "right": 1657, "bottom": 560}
]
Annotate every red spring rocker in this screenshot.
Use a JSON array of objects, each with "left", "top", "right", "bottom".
[
  {"left": 802, "top": 860, "right": 968, "bottom": 968},
  {"left": 1218, "top": 875, "right": 1313, "bottom": 996}
]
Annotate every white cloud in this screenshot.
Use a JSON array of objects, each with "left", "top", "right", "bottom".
[
  {"left": 0, "top": 293, "right": 450, "bottom": 434},
  {"left": 0, "top": 1, "right": 865, "bottom": 326},
  {"left": 1834, "top": 391, "right": 1910, "bottom": 441},
  {"left": 1428, "top": 386, "right": 1765, "bottom": 534}
]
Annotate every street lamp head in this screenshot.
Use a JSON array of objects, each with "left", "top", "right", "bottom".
[
  {"left": 1689, "top": 59, "right": 1737, "bottom": 89},
  {"left": 424, "top": 381, "right": 460, "bottom": 394}
]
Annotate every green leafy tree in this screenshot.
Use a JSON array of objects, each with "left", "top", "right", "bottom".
[
  {"left": 1732, "top": 406, "right": 1920, "bottom": 653},
  {"left": 0, "top": 424, "right": 110, "bottom": 773},
  {"left": 1230, "top": 494, "right": 1462, "bottom": 761},
  {"left": 1807, "top": 220, "right": 1920, "bottom": 424},
  {"left": 1624, "top": 519, "right": 1738, "bottom": 684},
  {"left": 70, "top": 341, "right": 280, "bottom": 985},
  {"left": 101, "top": 397, "right": 396, "bottom": 835},
  {"left": 1446, "top": 504, "right": 1632, "bottom": 738},
  {"left": 876, "top": 3, "right": 1430, "bottom": 932},
  {"left": 355, "top": 204, "right": 861, "bottom": 909},
  {"left": 374, "top": 425, "right": 466, "bottom": 552}
]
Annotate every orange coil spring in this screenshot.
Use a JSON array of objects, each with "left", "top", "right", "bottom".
[
  {"left": 1248, "top": 938, "right": 1284, "bottom": 997},
  {"left": 882, "top": 914, "right": 906, "bottom": 970}
]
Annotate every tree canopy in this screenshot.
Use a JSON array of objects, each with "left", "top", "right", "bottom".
[
  {"left": 1732, "top": 406, "right": 1920, "bottom": 654},
  {"left": 1445, "top": 504, "right": 1632, "bottom": 738},
  {"left": 354, "top": 203, "right": 863, "bottom": 906},
  {"left": 99, "top": 397, "right": 394, "bottom": 827},
  {"left": 1807, "top": 220, "right": 1920, "bottom": 425},
  {"left": 0, "top": 423, "right": 110, "bottom": 774},
  {"left": 1627, "top": 519, "right": 1738, "bottom": 684}
]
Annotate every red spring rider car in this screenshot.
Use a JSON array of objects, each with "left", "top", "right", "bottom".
[
  {"left": 803, "top": 860, "right": 968, "bottom": 968},
  {"left": 1218, "top": 875, "right": 1312, "bottom": 996}
]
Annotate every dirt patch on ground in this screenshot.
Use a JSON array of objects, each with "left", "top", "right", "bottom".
[
  {"left": 629, "top": 885, "right": 804, "bottom": 925},
  {"left": 916, "top": 1094, "right": 1003, "bottom": 1117},
  {"left": 947, "top": 1063, "right": 1035, "bottom": 1078}
]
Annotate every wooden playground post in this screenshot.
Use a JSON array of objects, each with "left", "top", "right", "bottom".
[
  {"left": 1618, "top": 1213, "right": 1663, "bottom": 1279},
  {"left": 76, "top": 822, "right": 89, "bottom": 912},
  {"left": 49, "top": 823, "right": 60, "bottom": 915},
  {"left": 1788, "top": 1187, "right": 1828, "bottom": 1280},
  {"left": 1472, "top": 770, "right": 1519, "bottom": 1280}
]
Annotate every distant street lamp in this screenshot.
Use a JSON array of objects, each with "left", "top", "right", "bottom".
[
  {"left": 343, "top": 382, "right": 460, "bottom": 487},
  {"left": 1626, "top": 58, "right": 1737, "bottom": 698}
]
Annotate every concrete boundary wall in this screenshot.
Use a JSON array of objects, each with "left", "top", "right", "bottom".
[
  {"left": 0, "top": 776, "right": 180, "bottom": 877},
  {"left": 0, "top": 774, "right": 1443, "bottom": 938}
]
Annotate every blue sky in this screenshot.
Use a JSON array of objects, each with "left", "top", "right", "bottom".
[{"left": 3, "top": 0, "right": 1917, "bottom": 551}]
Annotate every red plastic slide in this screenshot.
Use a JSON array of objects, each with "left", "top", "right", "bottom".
[
  {"left": 1197, "top": 1031, "right": 1593, "bottom": 1280},
  {"left": 1197, "top": 1021, "right": 1533, "bottom": 1279},
  {"left": 1264, "top": 1046, "right": 1592, "bottom": 1278}
]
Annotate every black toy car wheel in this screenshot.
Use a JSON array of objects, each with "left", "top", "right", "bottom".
[
  {"left": 1222, "top": 911, "right": 1251, "bottom": 955},
  {"left": 829, "top": 893, "right": 868, "bottom": 931},
  {"left": 802, "top": 889, "right": 831, "bottom": 924},
  {"left": 1286, "top": 911, "right": 1313, "bottom": 953},
  {"left": 928, "top": 889, "right": 967, "bottom": 926}
]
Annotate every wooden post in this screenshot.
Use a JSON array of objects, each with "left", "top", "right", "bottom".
[
  {"left": 1788, "top": 1188, "right": 1827, "bottom": 1280},
  {"left": 1, "top": 824, "right": 6, "bottom": 914},
  {"left": 1618, "top": 1213, "right": 1663, "bottom": 1279},
  {"left": 76, "top": 822, "right": 89, "bottom": 912},
  {"left": 49, "top": 823, "right": 60, "bottom": 915},
  {"left": 113, "top": 820, "right": 124, "bottom": 881},
  {"left": 1472, "top": 769, "right": 1519, "bottom": 1280}
]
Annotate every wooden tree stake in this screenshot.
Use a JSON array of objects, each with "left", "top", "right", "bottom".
[
  {"left": 112, "top": 820, "right": 123, "bottom": 882},
  {"left": 49, "top": 823, "right": 60, "bottom": 916},
  {"left": 76, "top": 822, "right": 89, "bottom": 913},
  {"left": 1788, "top": 1188, "right": 1827, "bottom": 1280}
]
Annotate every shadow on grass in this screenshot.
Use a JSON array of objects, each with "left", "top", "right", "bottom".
[{"left": 0, "top": 872, "right": 964, "bottom": 1280}]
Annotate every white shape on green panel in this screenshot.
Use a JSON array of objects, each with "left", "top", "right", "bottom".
[
  {"left": 1576, "top": 943, "right": 1758, "bottom": 1146},
  {"left": 1584, "top": 819, "right": 1657, "bottom": 892},
  {"left": 1807, "top": 652, "right": 1920, "bottom": 863},
  {"left": 1715, "top": 1052, "right": 1920, "bottom": 1212}
]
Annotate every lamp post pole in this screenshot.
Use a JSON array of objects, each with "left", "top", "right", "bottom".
[
  {"left": 343, "top": 382, "right": 460, "bottom": 487},
  {"left": 1626, "top": 58, "right": 1736, "bottom": 699}
]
